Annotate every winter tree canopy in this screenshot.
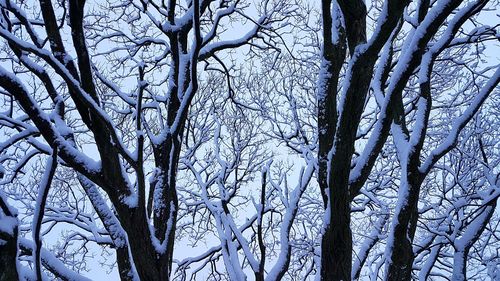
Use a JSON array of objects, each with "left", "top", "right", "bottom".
[{"left": 0, "top": 0, "right": 498, "bottom": 280}]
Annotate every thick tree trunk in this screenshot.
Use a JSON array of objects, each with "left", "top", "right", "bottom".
[
  {"left": 451, "top": 250, "right": 468, "bottom": 281},
  {"left": 317, "top": 1, "right": 348, "bottom": 279},
  {"left": 113, "top": 135, "right": 182, "bottom": 281},
  {"left": 385, "top": 174, "right": 423, "bottom": 281},
  {"left": 116, "top": 205, "right": 163, "bottom": 280},
  {"left": 114, "top": 199, "right": 177, "bottom": 281},
  {"left": 385, "top": 222, "right": 414, "bottom": 280},
  {"left": 0, "top": 217, "right": 19, "bottom": 281},
  {"left": 318, "top": 0, "right": 407, "bottom": 278},
  {"left": 110, "top": 142, "right": 180, "bottom": 281},
  {"left": 320, "top": 210, "right": 352, "bottom": 281},
  {"left": 152, "top": 137, "right": 181, "bottom": 280}
]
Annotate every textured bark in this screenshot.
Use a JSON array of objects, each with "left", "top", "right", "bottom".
[
  {"left": 0, "top": 223, "right": 18, "bottom": 281},
  {"left": 317, "top": 1, "right": 348, "bottom": 280},
  {"left": 386, "top": 86, "right": 428, "bottom": 281},
  {"left": 318, "top": 1, "right": 408, "bottom": 280},
  {"left": 0, "top": 197, "right": 19, "bottom": 281},
  {"left": 151, "top": 136, "right": 181, "bottom": 280},
  {"left": 118, "top": 206, "right": 165, "bottom": 280},
  {"left": 318, "top": 0, "right": 346, "bottom": 206},
  {"left": 384, "top": 1, "right": 491, "bottom": 279},
  {"left": 385, "top": 174, "right": 424, "bottom": 281},
  {"left": 320, "top": 213, "right": 352, "bottom": 281},
  {"left": 35, "top": 1, "right": 191, "bottom": 279}
]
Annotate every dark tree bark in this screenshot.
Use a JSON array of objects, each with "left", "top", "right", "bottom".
[
  {"left": 0, "top": 196, "right": 19, "bottom": 281},
  {"left": 317, "top": 1, "right": 408, "bottom": 280},
  {"left": 317, "top": 2, "right": 347, "bottom": 277},
  {"left": 384, "top": 1, "right": 494, "bottom": 279},
  {"left": 31, "top": 0, "right": 198, "bottom": 279},
  {"left": 0, "top": 224, "right": 19, "bottom": 281}
]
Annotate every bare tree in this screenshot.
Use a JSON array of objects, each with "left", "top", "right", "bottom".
[
  {"left": 0, "top": 0, "right": 287, "bottom": 279},
  {"left": 0, "top": 0, "right": 498, "bottom": 280},
  {"left": 0, "top": 189, "right": 19, "bottom": 281},
  {"left": 316, "top": 0, "right": 499, "bottom": 280}
]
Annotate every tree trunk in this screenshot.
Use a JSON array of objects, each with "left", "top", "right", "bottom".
[
  {"left": 451, "top": 250, "right": 468, "bottom": 281},
  {"left": 385, "top": 174, "right": 423, "bottom": 281},
  {"left": 116, "top": 205, "right": 163, "bottom": 280},
  {"left": 320, "top": 213, "right": 352, "bottom": 281},
  {"left": 0, "top": 217, "right": 19, "bottom": 281}
]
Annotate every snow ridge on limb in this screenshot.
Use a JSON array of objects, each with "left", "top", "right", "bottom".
[
  {"left": 78, "top": 175, "right": 140, "bottom": 281},
  {"left": 32, "top": 151, "right": 57, "bottom": 281},
  {"left": 384, "top": 1, "right": 497, "bottom": 279},
  {"left": 0, "top": 66, "right": 103, "bottom": 178},
  {"left": 318, "top": 0, "right": 410, "bottom": 279},
  {"left": 420, "top": 67, "right": 500, "bottom": 175},
  {"left": 266, "top": 162, "right": 315, "bottom": 281},
  {"left": 18, "top": 238, "right": 92, "bottom": 281}
]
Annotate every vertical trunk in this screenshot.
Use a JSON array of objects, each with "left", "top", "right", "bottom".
[
  {"left": 320, "top": 199, "right": 352, "bottom": 281},
  {"left": 114, "top": 242, "right": 136, "bottom": 281},
  {"left": 318, "top": 57, "right": 352, "bottom": 280},
  {"left": 147, "top": 135, "right": 182, "bottom": 280},
  {"left": 451, "top": 250, "right": 468, "bottom": 281},
  {"left": 320, "top": 63, "right": 376, "bottom": 281},
  {"left": 1, "top": 188, "right": 19, "bottom": 281},
  {"left": 317, "top": 2, "right": 348, "bottom": 280},
  {"left": 116, "top": 205, "right": 163, "bottom": 281},
  {"left": 386, "top": 69, "right": 431, "bottom": 281},
  {"left": 385, "top": 173, "right": 423, "bottom": 281},
  {"left": 0, "top": 218, "right": 18, "bottom": 281},
  {"left": 115, "top": 197, "right": 178, "bottom": 281},
  {"left": 318, "top": 0, "right": 411, "bottom": 277}
]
